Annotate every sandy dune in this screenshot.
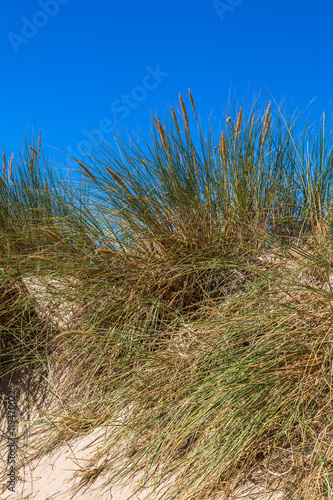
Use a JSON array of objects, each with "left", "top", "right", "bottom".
[
  {"left": 0, "top": 275, "right": 286, "bottom": 500},
  {"left": 0, "top": 420, "right": 283, "bottom": 500}
]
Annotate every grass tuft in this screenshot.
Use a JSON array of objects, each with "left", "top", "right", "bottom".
[{"left": 1, "top": 95, "right": 333, "bottom": 499}]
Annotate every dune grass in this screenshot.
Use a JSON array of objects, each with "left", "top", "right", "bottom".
[{"left": 1, "top": 93, "right": 333, "bottom": 499}]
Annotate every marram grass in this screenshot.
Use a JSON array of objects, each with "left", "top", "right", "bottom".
[{"left": 1, "top": 93, "right": 333, "bottom": 499}]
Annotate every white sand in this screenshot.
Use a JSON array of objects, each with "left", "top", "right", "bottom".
[{"left": 0, "top": 422, "right": 283, "bottom": 500}]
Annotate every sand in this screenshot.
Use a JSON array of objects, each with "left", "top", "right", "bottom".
[
  {"left": 0, "top": 416, "right": 283, "bottom": 500},
  {"left": 0, "top": 276, "right": 285, "bottom": 500},
  {"left": 0, "top": 437, "right": 283, "bottom": 500}
]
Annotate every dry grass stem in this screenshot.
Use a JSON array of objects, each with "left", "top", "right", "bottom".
[
  {"left": 53, "top": 330, "right": 90, "bottom": 340},
  {"left": 27, "top": 255, "right": 56, "bottom": 263}
]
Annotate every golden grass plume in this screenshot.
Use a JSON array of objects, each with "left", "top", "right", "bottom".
[
  {"left": 188, "top": 89, "right": 197, "bottom": 119},
  {"left": 179, "top": 93, "right": 190, "bottom": 132},
  {"left": 154, "top": 118, "right": 168, "bottom": 153},
  {"left": 220, "top": 132, "right": 227, "bottom": 165},
  {"left": 234, "top": 107, "right": 243, "bottom": 138},
  {"left": 74, "top": 159, "right": 97, "bottom": 182},
  {"left": 104, "top": 166, "right": 128, "bottom": 190},
  {"left": 29, "top": 146, "right": 41, "bottom": 159}
]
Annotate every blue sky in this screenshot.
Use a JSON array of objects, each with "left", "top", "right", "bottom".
[{"left": 1, "top": 0, "right": 332, "bottom": 173}]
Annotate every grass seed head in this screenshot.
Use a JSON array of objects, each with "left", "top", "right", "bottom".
[
  {"left": 2, "top": 148, "right": 6, "bottom": 178},
  {"left": 262, "top": 102, "right": 271, "bottom": 143},
  {"left": 179, "top": 93, "right": 190, "bottom": 132},
  {"left": 220, "top": 132, "right": 227, "bottom": 165},
  {"left": 250, "top": 114, "right": 255, "bottom": 134},
  {"left": 9, "top": 154, "right": 13, "bottom": 183},
  {"left": 74, "top": 159, "right": 97, "bottom": 182},
  {"left": 154, "top": 118, "right": 168, "bottom": 152},
  {"left": 262, "top": 110, "right": 271, "bottom": 147},
  {"left": 41, "top": 228, "right": 64, "bottom": 243},
  {"left": 235, "top": 107, "right": 243, "bottom": 138},
  {"left": 188, "top": 89, "right": 197, "bottom": 119},
  {"left": 172, "top": 107, "right": 180, "bottom": 136},
  {"left": 29, "top": 146, "right": 42, "bottom": 159},
  {"left": 96, "top": 248, "right": 119, "bottom": 256},
  {"left": 104, "top": 166, "right": 127, "bottom": 190}
]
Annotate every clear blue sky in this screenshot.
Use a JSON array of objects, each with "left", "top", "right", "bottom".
[{"left": 1, "top": 0, "right": 332, "bottom": 172}]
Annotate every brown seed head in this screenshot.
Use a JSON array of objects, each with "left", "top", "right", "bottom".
[
  {"left": 188, "top": 89, "right": 197, "bottom": 119},
  {"left": 104, "top": 166, "right": 127, "bottom": 190},
  {"left": 250, "top": 114, "right": 255, "bottom": 133},
  {"left": 248, "top": 114, "right": 255, "bottom": 143},
  {"left": 220, "top": 132, "right": 227, "bottom": 165},
  {"left": 29, "top": 146, "right": 41, "bottom": 159},
  {"left": 9, "top": 154, "right": 13, "bottom": 183},
  {"left": 2, "top": 148, "right": 6, "bottom": 177},
  {"left": 171, "top": 107, "right": 180, "bottom": 136},
  {"left": 38, "top": 129, "right": 41, "bottom": 153},
  {"left": 41, "top": 228, "right": 64, "bottom": 243},
  {"left": 179, "top": 93, "right": 189, "bottom": 132},
  {"left": 74, "top": 159, "right": 97, "bottom": 181},
  {"left": 263, "top": 102, "right": 271, "bottom": 134},
  {"left": 262, "top": 110, "right": 271, "bottom": 147},
  {"left": 235, "top": 108, "right": 242, "bottom": 138},
  {"left": 154, "top": 118, "right": 168, "bottom": 152},
  {"left": 96, "top": 248, "right": 119, "bottom": 256}
]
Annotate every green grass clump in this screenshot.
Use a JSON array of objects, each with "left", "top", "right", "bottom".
[{"left": 1, "top": 93, "right": 333, "bottom": 499}]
